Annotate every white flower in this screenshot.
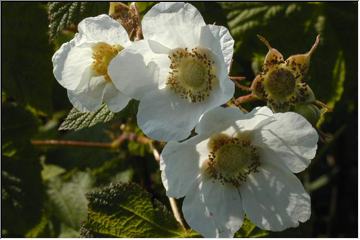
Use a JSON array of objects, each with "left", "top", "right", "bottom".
[
  {"left": 160, "top": 106, "right": 318, "bottom": 237},
  {"left": 52, "top": 14, "right": 132, "bottom": 112},
  {"left": 108, "top": 2, "right": 235, "bottom": 141}
]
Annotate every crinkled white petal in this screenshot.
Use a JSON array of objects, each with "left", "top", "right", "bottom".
[
  {"left": 109, "top": 40, "right": 169, "bottom": 100},
  {"left": 102, "top": 83, "right": 131, "bottom": 112},
  {"left": 52, "top": 33, "right": 80, "bottom": 89},
  {"left": 67, "top": 76, "right": 107, "bottom": 112},
  {"left": 234, "top": 106, "right": 274, "bottom": 131},
  {"left": 78, "top": 14, "right": 131, "bottom": 47},
  {"left": 183, "top": 176, "right": 244, "bottom": 237},
  {"left": 53, "top": 42, "right": 93, "bottom": 91},
  {"left": 160, "top": 135, "right": 209, "bottom": 198},
  {"left": 142, "top": 2, "right": 206, "bottom": 49},
  {"left": 201, "top": 25, "right": 234, "bottom": 72},
  {"left": 252, "top": 112, "right": 318, "bottom": 173},
  {"left": 196, "top": 107, "right": 245, "bottom": 136},
  {"left": 240, "top": 162, "right": 311, "bottom": 231}
]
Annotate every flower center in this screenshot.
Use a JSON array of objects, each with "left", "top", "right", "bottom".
[
  {"left": 204, "top": 133, "right": 260, "bottom": 187},
  {"left": 166, "top": 48, "right": 218, "bottom": 103},
  {"left": 265, "top": 68, "right": 296, "bottom": 100},
  {"left": 92, "top": 42, "right": 123, "bottom": 82}
]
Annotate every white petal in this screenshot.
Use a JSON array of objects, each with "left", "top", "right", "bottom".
[
  {"left": 201, "top": 25, "right": 234, "bottom": 72},
  {"left": 253, "top": 112, "right": 319, "bottom": 173},
  {"left": 53, "top": 42, "right": 93, "bottom": 91},
  {"left": 67, "top": 76, "right": 107, "bottom": 112},
  {"left": 137, "top": 81, "right": 233, "bottom": 142},
  {"left": 195, "top": 107, "right": 245, "bottom": 135},
  {"left": 137, "top": 90, "right": 204, "bottom": 141},
  {"left": 240, "top": 162, "right": 311, "bottom": 231},
  {"left": 160, "top": 135, "right": 209, "bottom": 198},
  {"left": 78, "top": 14, "right": 131, "bottom": 47},
  {"left": 142, "top": 2, "right": 206, "bottom": 49},
  {"left": 234, "top": 106, "right": 274, "bottom": 131},
  {"left": 183, "top": 177, "right": 244, "bottom": 237},
  {"left": 102, "top": 83, "right": 131, "bottom": 112},
  {"left": 108, "top": 40, "right": 168, "bottom": 100}
]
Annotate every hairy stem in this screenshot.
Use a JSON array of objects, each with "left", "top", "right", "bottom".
[
  {"left": 151, "top": 145, "right": 188, "bottom": 230},
  {"left": 169, "top": 197, "right": 187, "bottom": 230}
]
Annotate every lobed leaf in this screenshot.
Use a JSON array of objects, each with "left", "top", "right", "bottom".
[{"left": 81, "top": 182, "right": 186, "bottom": 237}]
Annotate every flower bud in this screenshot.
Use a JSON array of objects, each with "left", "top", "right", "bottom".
[{"left": 294, "top": 103, "right": 321, "bottom": 125}]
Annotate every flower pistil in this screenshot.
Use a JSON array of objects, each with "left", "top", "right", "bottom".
[
  {"left": 204, "top": 132, "right": 260, "bottom": 187},
  {"left": 166, "top": 47, "right": 218, "bottom": 103}
]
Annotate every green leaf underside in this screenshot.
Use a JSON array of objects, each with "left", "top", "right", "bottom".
[
  {"left": 47, "top": 172, "right": 94, "bottom": 232},
  {"left": 59, "top": 104, "right": 115, "bottom": 131},
  {"left": 59, "top": 100, "right": 138, "bottom": 131},
  {"left": 81, "top": 182, "right": 184, "bottom": 238}
]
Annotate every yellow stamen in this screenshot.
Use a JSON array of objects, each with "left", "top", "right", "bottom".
[{"left": 92, "top": 42, "right": 123, "bottom": 82}]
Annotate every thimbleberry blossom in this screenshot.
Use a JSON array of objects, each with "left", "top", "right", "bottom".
[
  {"left": 52, "top": 14, "right": 132, "bottom": 112},
  {"left": 160, "top": 106, "right": 318, "bottom": 237},
  {"left": 109, "top": 2, "right": 235, "bottom": 141}
]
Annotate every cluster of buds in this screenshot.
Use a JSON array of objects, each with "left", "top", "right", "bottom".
[{"left": 234, "top": 35, "right": 330, "bottom": 125}]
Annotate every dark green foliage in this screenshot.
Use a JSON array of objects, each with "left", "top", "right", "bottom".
[
  {"left": 48, "top": 2, "right": 109, "bottom": 40},
  {"left": 2, "top": 3, "right": 54, "bottom": 114},
  {"left": 2, "top": 103, "right": 44, "bottom": 236},
  {"left": 2, "top": 148, "right": 43, "bottom": 237},
  {"left": 81, "top": 182, "right": 185, "bottom": 237},
  {"left": 2, "top": 103, "right": 39, "bottom": 147},
  {"left": 47, "top": 124, "right": 115, "bottom": 170}
]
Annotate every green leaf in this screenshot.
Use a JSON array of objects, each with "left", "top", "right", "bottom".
[
  {"left": 59, "top": 100, "right": 138, "bottom": 131},
  {"left": 2, "top": 3, "right": 54, "bottom": 114},
  {"left": 47, "top": 171, "right": 94, "bottom": 234},
  {"left": 316, "top": 50, "right": 346, "bottom": 127},
  {"left": 41, "top": 162, "right": 66, "bottom": 181},
  {"left": 222, "top": 3, "right": 298, "bottom": 53},
  {"left": 81, "top": 182, "right": 185, "bottom": 237},
  {"left": 58, "top": 105, "right": 115, "bottom": 131},
  {"left": 48, "top": 2, "right": 108, "bottom": 40},
  {"left": 25, "top": 211, "right": 55, "bottom": 238},
  {"left": 235, "top": 218, "right": 268, "bottom": 238}
]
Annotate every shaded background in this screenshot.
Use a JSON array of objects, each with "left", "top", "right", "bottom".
[{"left": 1, "top": 2, "right": 357, "bottom": 237}]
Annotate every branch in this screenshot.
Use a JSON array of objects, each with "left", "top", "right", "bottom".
[
  {"left": 31, "top": 132, "right": 152, "bottom": 149},
  {"left": 31, "top": 139, "right": 113, "bottom": 148},
  {"left": 234, "top": 94, "right": 259, "bottom": 106}
]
